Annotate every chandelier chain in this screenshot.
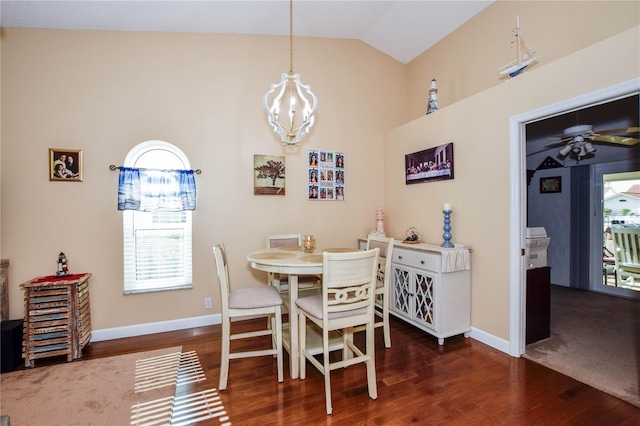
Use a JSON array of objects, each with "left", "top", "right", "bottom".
[{"left": 289, "top": 0, "right": 293, "bottom": 75}]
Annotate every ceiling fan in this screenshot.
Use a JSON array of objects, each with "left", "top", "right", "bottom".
[{"left": 527, "top": 124, "right": 640, "bottom": 160}]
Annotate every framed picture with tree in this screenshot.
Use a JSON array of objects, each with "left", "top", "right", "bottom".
[{"left": 254, "top": 155, "right": 285, "bottom": 195}]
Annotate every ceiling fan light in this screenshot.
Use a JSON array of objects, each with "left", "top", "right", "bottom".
[
  {"left": 584, "top": 141, "right": 596, "bottom": 154},
  {"left": 558, "top": 144, "right": 572, "bottom": 156},
  {"left": 578, "top": 145, "right": 587, "bottom": 157},
  {"left": 571, "top": 145, "right": 581, "bottom": 154}
]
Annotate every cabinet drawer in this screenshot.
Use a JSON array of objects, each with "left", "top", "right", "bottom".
[{"left": 392, "top": 248, "right": 438, "bottom": 271}]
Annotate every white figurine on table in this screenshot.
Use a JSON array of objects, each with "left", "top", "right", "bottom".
[{"left": 370, "top": 207, "right": 386, "bottom": 236}]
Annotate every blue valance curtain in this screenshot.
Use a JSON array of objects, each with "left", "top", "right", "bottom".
[{"left": 118, "top": 167, "right": 196, "bottom": 211}]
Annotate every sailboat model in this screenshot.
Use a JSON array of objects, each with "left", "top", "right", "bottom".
[{"left": 499, "top": 17, "right": 538, "bottom": 78}]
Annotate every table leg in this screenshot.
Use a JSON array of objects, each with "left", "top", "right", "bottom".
[{"left": 288, "top": 274, "right": 299, "bottom": 379}]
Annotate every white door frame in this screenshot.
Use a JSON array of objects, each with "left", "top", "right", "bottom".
[{"left": 508, "top": 78, "right": 640, "bottom": 357}]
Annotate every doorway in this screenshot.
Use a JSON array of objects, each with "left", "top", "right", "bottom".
[{"left": 508, "top": 78, "right": 640, "bottom": 357}]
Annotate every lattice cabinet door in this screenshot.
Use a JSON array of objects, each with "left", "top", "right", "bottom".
[
  {"left": 413, "top": 271, "right": 436, "bottom": 331},
  {"left": 392, "top": 265, "right": 412, "bottom": 319}
]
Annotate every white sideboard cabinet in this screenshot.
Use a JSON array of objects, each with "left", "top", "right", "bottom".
[
  {"left": 357, "top": 239, "right": 471, "bottom": 345},
  {"left": 390, "top": 243, "right": 471, "bottom": 344}
]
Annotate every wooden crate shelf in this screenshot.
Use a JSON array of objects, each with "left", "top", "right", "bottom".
[{"left": 21, "top": 273, "right": 92, "bottom": 367}]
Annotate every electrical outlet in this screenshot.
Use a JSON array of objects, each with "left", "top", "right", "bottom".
[{"left": 204, "top": 297, "right": 212, "bottom": 309}]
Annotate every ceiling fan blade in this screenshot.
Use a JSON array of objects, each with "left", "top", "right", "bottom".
[
  {"left": 590, "top": 127, "right": 639, "bottom": 145},
  {"left": 527, "top": 142, "right": 565, "bottom": 156},
  {"left": 527, "top": 138, "right": 570, "bottom": 155},
  {"left": 594, "top": 127, "right": 639, "bottom": 135},
  {"left": 590, "top": 135, "right": 639, "bottom": 145}
]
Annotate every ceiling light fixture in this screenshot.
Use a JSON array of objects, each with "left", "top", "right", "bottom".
[
  {"left": 263, "top": 0, "right": 317, "bottom": 146},
  {"left": 557, "top": 125, "right": 596, "bottom": 161}
]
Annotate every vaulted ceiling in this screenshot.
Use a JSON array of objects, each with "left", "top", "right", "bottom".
[{"left": 0, "top": 0, "right": 494, "bottom": 64}]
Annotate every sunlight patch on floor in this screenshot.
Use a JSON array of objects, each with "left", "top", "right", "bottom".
[
  {"left": 170, "top": 388, "right": 231, "bottom": 426},
  {"left": 176, "top": 350, "right": 206, "bottom": 386},
  {"left": 130, "top": 395, "right": 175, "bottom": 426},
  {"left": 135, "top": 351, "right": 183, "bottom": 392},
  {"left": 130, "top": 350, "right": 226, "bottom": 425}
]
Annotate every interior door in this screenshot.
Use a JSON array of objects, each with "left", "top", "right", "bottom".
[{"left": 591, "top": 160, "right": 640, "bottom": 299}]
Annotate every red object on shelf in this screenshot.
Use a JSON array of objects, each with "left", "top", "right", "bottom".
[{"left": 33, "top": 273, "right": 87, "bottom": 283}]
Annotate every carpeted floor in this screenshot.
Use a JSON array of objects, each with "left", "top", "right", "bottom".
[
  {"left": 524, "top": 285, "right": 640, "bottom": 407},
  {"left": 1, "top": 346, "right": 183, "bottom": 425},
  {"left": 0, "top": 346, "right": 228, "bottom": 426}
]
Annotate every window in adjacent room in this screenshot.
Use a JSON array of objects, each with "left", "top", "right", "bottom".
[{"left": 121, "top": 141, "right": 193, "bottom": 294}]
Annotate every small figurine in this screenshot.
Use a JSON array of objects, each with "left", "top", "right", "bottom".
[
  {"left": 426, "top": 78, "right": 438, "bottom": 114},
  {"left": 369, "top": 207, "right": 386, "bottom": 236},
  {"left": 55, "top": 252, "right": 71, "bottom": 277},
  {"left": 404, "top": 227, "right": 421, "bottom": 243}
]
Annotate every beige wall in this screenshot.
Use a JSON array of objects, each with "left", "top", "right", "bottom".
[
  {"left": 0, "top": 28, "right": 406, "bottom": 329},
  {"left": 1, "top": 1, "right": 638, "bottom": 347},
  {"left": 406, "top": 1, "right": 640, "bottom": 120},
  {"left": 384, "top": 26, "right": 639, "bottom": 341}
]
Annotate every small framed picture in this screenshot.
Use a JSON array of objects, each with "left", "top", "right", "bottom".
[
  {"left": 253, "top": 154, "right": 285, "bottom": 195},
  {"left": 540, "top": 176, "right": 561, "bottom": 193},
  {"left": 50, "top": 149, "right": 83, "bottom": 181}
]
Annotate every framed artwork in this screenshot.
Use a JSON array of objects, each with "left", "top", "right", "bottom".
[
  {"left": 49, "top": 149, "right": 83, "bottom": 181},
  {"left": 307, "top": 150, "right": 345, "bottom": 200},
  {"left": 254, "top": 154, "right": 285, "bottom": 195},
  {"left": 540, "top": 176, "right": 562, "bottom": 193},
  {"left": 405, "top": 142, "right": 454, "bottom": 185}
]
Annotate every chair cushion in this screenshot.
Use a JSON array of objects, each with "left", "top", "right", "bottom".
[
  {"left": 296, "top": 294, "right": 367, "bottom": 320},
  {"left": 229, "top": 285, "right": 282, "bottom": 309}
]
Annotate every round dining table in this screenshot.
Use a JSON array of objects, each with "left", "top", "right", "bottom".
[{"left": 247, "top": 246, "right": 359, "bottom": 379}]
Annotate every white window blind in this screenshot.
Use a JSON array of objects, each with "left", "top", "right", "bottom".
[{"left": 122, "top": 141, "right": 193, "bottom": 294}]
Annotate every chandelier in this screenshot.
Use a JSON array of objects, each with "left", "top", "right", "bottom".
[{"left": 263, "top": 0, "right": 317, "bottom": 146}]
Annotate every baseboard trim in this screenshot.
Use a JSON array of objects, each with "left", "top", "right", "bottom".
[
  {"left": 91, "top": 314, "right": 222, "bottom": 342},
  {"left": 92, "top": 315, "right": 513, "bottom": 357},
  {"left": 468, "top": 327, "right": 511, "bottom": 355}
]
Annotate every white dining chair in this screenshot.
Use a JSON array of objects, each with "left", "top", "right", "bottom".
[
  {"left": 296, "top": 248, "right": 380, "bottom": 415},
  {"left": 353, "top": 235, "right": 395, "bottom": 348},
  {"left": 212, "top": 243, "right": 283, "bottom": 390},
  {"left": 611, "top": 225, "right": 640, "bottom": 285},
  {"left": 266, "top": 233, "right": 320, "bottom": 292}
]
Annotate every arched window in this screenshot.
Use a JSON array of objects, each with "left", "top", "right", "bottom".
[{"left": 122, "top": 141, "right": 193, "bottom": 294}]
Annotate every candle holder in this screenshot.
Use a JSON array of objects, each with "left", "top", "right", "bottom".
[
  {"left": 302, "top": 235, "right": 317, "bottom": 253},
  {"left": 441, "top": 210, "right": 454, "bottom": 248}
]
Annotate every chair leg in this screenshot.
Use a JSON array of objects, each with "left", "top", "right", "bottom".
[
  {"left": 382, "top": 299, "right": 391, "bottom": 348},
  {"left": 299, "top": 311, "right": 307, "bottom": 379},
  {"left": 323, "top": 327, "right": 333, "bottom": 415},
  {"left": 219, "top": 315, "right": 231, "bottom": 390},
  {"left": 274, "top": 307, "right": 283, "bottom": 383},
  {"left": 366, "top": 322, "right": 378, "bottom": 400},
  {"left": 266, "top": 273, "right": 279, "bottom": 330},
  {"left": 366, "top": 324, "right": 378, "bottom": 399}
]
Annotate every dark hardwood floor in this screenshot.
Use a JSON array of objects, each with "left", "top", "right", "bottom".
[{"left": 27, "top": 316, "right": 640, "bottom": 425}]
